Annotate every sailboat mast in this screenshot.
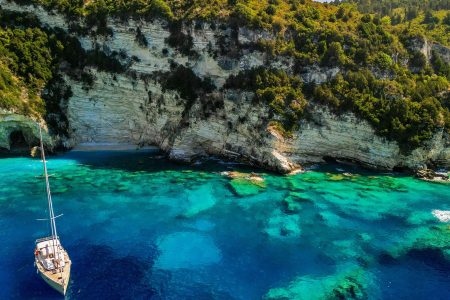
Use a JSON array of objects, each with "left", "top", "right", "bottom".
[{"left": 39, "top": 126, "right": 58, "bottom": 241}]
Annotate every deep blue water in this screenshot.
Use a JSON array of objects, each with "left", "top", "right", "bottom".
[{"left": 0, "top": 150, "right": 449, "bottom": 299}]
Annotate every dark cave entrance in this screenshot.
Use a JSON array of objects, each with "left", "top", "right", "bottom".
[{"left": 9, "top": 130, "right": 29, "bottom": 151}]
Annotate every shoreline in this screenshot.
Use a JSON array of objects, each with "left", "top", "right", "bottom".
[{"left": 71, "top": 143, "right": 160, "bottom": 152}]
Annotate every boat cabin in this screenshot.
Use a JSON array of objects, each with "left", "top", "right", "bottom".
[{"left": 35, "top": 237, "right": 66, "bottom": 271}]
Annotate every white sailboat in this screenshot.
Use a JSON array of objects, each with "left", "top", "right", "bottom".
[{"left": 34, "top": 126, "right": 71, "bottom": 295}]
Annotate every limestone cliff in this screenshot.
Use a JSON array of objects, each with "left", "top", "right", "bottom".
[{"left": 1, "top": 1, "right": 449, "bottom": 172}]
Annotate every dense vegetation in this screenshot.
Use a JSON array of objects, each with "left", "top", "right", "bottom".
[
  {"left": 12, "top": 0, "right": 450, "bottom": 45},
  {"left": 0, "top": 24, "right": 59, "bottom": 116},
  {"left": 1, "top": 0, "right": 450, "bottom": 151},
  {"left": 0, "top": 8, "right": 128, "bottom": 134},
  {"left": 343, "top": 0, "right": 450, "bottom": 46},
  {"left": 313, "top": 71, "right": 449, "bottom": 149},
  {"left": 225, "top": 67, "right": 307, "bottom": 135},
  {"left": 346, "top": 0, "right": 450, "bottom": 15}
]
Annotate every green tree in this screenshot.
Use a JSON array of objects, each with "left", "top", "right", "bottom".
[
  {"left": 423, "top": 10, "right": 439, "bottom": 24},
  {"left": 410, "top": 51, "right": 427, "bottom": 69},
  {"left": 443, "top": 12, "right": 450, "bottom": 26},
  {"left": 322, "top": 42, "right": 346, "bottom": 67}
]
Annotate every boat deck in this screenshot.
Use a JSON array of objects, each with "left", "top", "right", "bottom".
[{"left": 35, "top": 249, "right": 71, "bottom": 295}]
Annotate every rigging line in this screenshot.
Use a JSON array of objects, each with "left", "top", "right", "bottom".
[
  {"left": 35, "top": 214, "right": 64, "bottom": 221},
  {"left": 39, "top": 125, "right": 59, "bottom": 271},
  {"left": 38, "top": 124, "right": 65, "bottom": 282}
]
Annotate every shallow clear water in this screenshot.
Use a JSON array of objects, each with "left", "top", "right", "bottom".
[{"left": 0, "top": 151, "right": 449, "bottom": 299}]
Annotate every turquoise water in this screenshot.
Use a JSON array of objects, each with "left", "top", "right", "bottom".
[{"left": 0, "top": 150, "right": 449, "bottom": 299}]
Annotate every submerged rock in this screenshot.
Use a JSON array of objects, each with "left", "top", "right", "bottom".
[
  {"left": 115, "top": 182, "right": 131, "bottom": 192},
  {"left": 224, "top": 171, "right": 266, "bottom": 196},
  {"left": 388, "top": 224, "right": 450, "bottom": 260},
  {"left": 287, "top": 168, "right": 305, "bottom": 176},
  {"left": 319, "top": 211, "right": 345, "bottom": 227},
  {"left": 328, "top": 174, "right": 346, "bottom": 181},
  {"left": 358, "top": 233, "right": 373, "bottom": 242},
  {"left": 264, "top": 266, "right": 376, "bottom": 300},
  {"left": 327, "top": 240, "right": 368, "bottom": 264},
  {"left": 318, "top": 182, "right": 412, "bottom": 221},
  {"left": 298, "top": 172, "right": 327, "bottom": 183},
  {"left": 229, "top": 178, "right": 264, "bottom": 196},
  {"left": 281, "top": 195, "right": 301, "bottom": 214},
  {"left": 264, "top": 209, "right": 301, "bottom": 238},
  {"left": 281, "top": 192, "right": 312, "bottom": 214}
]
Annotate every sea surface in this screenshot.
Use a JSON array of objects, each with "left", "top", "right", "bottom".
[{"left": 0, "top": 150, "right": 449, "bottom": 299}]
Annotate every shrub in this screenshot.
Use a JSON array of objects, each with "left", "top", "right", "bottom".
[
  {"left": 431, "top": 51, "right": 450, "bottom": 79},
  {"left": 135, "top": 27, "right": 148, "bottom": 47},
  {"left": 231, "top": 3, "right": 259, "bottom": 27},
  {"left": 159, "top": 63, "right": 215, "bottom": 105},
  {"left": 409, "top": 51, "right": 427, "bottom": 70},
  {"left": 374, "top": 52, "right": 394, "bottom": 70},
  {"left": 147, "top": 0, "right": 174, "bottom": 20},
  {"left": 423, "top": 11, "right": 439, "bottom": 24},
  {"left": 0, "top": 62, "right": 24, "bottom": 112},
  {"left": 322, "top": 42, "right": 346, "bottom": 67},
  {"left": 443, "top": 12, "right": 450, "bottom": 26},
  {"left": 165, "top": 22, "right": 196, "bottom": 57}
]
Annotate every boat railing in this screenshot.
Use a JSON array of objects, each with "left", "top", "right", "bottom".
[{"left": 35, "top": 236, "right": 59, "bottom": 244}]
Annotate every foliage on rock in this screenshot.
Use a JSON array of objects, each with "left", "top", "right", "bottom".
[{"left": 225, "top": 67, "right": 307, "bottom": 135}]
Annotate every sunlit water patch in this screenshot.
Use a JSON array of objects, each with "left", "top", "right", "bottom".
[{"left": 0, "top": 151, "right": 449, "bottom": 299}]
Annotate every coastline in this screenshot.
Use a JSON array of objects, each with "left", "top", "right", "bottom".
[{"left": 71, "top": 143, "right": 160, "bottom": 152}]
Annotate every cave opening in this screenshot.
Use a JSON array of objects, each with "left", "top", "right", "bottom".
[
  {"left": 9, "top": 130, "right": 29, "bottom": 152},
  {"left": 393, "top": 165, "right": 410, "bottom": 173},
  {"left": 322, "top": 156, "right": 338, "bottom": 164}
]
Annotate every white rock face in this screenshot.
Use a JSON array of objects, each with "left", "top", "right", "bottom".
[
  {"left": 65, "top": 70, "right": 293, "bottom": 171},
  {"left": 1, "top": 1, "right": 68, "bottom": 30},
  {"left": 2, "top": 1, "right": 449, "bottom": 171},
  {"left": 290, "top": 109, "right": 449, "bottom": 170},
  {"left": 412, "top": 36, "right": 450, "bottom": 63},
  {"left": 65, "top": 70, "right": 448, "bottom": 171},
  {"left": 301, "top": 66, "right": 340, "bottom": 84}
]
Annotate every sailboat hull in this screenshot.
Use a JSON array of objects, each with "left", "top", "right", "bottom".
[{"left": 35, "top": 247, "right": 71, "bottom": 295}]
